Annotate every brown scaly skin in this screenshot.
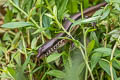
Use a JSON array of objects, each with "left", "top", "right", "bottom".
[{"left": 37, "top": 2, "right": 107, "bottom": 58}]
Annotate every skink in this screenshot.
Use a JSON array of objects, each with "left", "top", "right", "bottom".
[{"left": 37, "top": 2, "right": 107, "bottom": 58}]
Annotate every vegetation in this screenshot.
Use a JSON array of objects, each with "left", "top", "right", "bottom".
[{"left": 0, "top": 0, "right": 120, "bottom": 80}]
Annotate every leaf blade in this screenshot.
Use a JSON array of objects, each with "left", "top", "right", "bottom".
[{"left": 1, "top": 22, "right": 32, "bottom": 28}]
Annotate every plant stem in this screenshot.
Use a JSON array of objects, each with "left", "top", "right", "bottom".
[
  {"left": 80, "top": 2, "right": 84, "bottom": 19},
  {"left": 110, "top": 42, "right": 117, "bottom": 60},
  {"left": 78, "top": 46, "right": 94, "bottom": 80},
  {"left": 110, "top": 43, "right": 117, "bottom": 80},
  {"left": 110, "top": 36, "right": 120, "bottom": 80},
  {"left": 39, "top": 0, "right": 45, "bottom": 44},
  {"left": 28, "top": 64, "right": 33, "bottom": 80},
  {"left": 83, "top": 28, "right": 89, "bottom": 80},
  {"left": 100, "top": 71, "right": 104, "bottom": 80},
  {"left": 85, "top": 67, "right": 88, "bottom": 80},
  {"left": 80, "top": 4, "right": 94, "bottom": 80}
]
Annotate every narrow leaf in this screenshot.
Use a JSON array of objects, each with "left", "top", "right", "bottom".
[
  {"left": 94, "top": 47, "right": 112, "bottom": 56},
  {"left": 112, "top": 59, "right": 120, "bottom": 70},
  {"left": 91, "top": 52, "right": 102, "bottom": 70},
  {"left": 7, "top": 67, "right": 16, "bottom": 79},
  {"left": 47, "top": 70, "right": 65, "bottom": 78},
  {"left": 87, "top": 40, "right": 95, "bottom": 54},
  {"left": 1, "top": 22, "right": 32, "bottom": 28},
  {"left": 71, "top": 16, "right": 100, "bottom": 27},
  {"left": 31, "top": 37, "right": 37, "bottom": 49},
  {"left": 47, "top": 53, "right": 62, "bottom": 63},
  {"left": 53, "top": 6, "right": 57, "bottom": 16},
  {"left": 32, "top": 27, "right": 47, "bottom": 34},
  {"left": 101, "top": 6, "right": 110, "bottom": 20}
]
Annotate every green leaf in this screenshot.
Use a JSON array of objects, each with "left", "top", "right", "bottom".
[
  {"left": 47, "top": 53, "right": 62, "bottom": 63},
  {"left": 67, "top": 0, "right": 78, "bottom": 14},
  {"left": 99, "top": 59, "right": 117, "bottom": 79},
  {"left": 7, "top": 67, "right": 16, "bottom": 79},
  {"left": 32, "top": 66, "right": 43, "bottom": 74},
  {"left": 83, "top": 0, "right": 89, "bottom": 9},
  {"left": 45, "top": 13, "right": 54, "bottom": 19},
  {"left": 87, "top": 40, "right": 95, "bottom": 54},
  {"left": 111, "top": 0, "right": 120, "bottom": 3},
  {"left": 11, "top": 32, "right": 21, "bottom": 49},
  {"left": 15, "top": 65, "right": 26, "bottom": 80},
  {"left": 42, "top": 15, "right": 52, "bottom": 27},
  {"left": 117, "top": 77, "right": 120, "bottom": 80},
  {"left": 13, "top": 0, "right": 19, "bottom": 6},
  {"left": 22, "top": 0, "right": 33, "bottom": 12},
  {"left": 1, "top": 22, "right": 32, "bottom": 28},
  {"left": 47, "top": 70, "right": 65, "bottom": 78},
  {"left": 108, "top": 28, "right": 120, "bottom": 42},
  {"left": 94, "top": 47, "right": 112, "bottom": 56},
  {"left": 93, "top": 9, "right": 104, "bottom": 17},
  {"left": 4, "top": 9, "right": 13, "bottom": 23},
  {"left": 101, "top": 6, "right": 110, "bottom": 20},
  {"left": 13, "top": 52, "right": 21, "bottom": 66},
  {"left": 71, "top": 16, "right": 100, "bottom": 27},
  {"left": 114, "top": 3, "right": 120, "bottom": 11},
  {"left": 105, "top": 0, "right": 110, "bottom": 3},
  {"left": 22, "top": 55, "right": 31, "bottom": 71},
  {"left": 90, "top": 32, "right": 99, "bottom": 47},
  {"left": 73, "top": 40, "right": 81, "bottom": 47},
  {"left": 2, "top": 32, "right": 12, "bottom": 41},
  {"left": 91, "top": 52, "right": 102, "bottom": 70},
  {"left": 56, "top": 0, "right": 68, "bottom": 20},
  {"left": 64, "top": 48, "right": 85, "bottom": 80},
  {"left": 64, "top": 63, "right": 85, "bottom": 80},
  {"left": 99, "top": 59, "right": 110, "bottom": 74},
  {"left": 114, "top": 49, "right": 120, "bottom": 57},
  {"left": 53, "top": 6, "right": 57, "bottom": 17},
  {"left": 112, "top": 59, "right": 120, "bottom": 70},
  {"left": 31, "top": 37, "right": 37, "bottom": 49},
  {"left": 32, "top": 27, "right": 47, "bottom": 34},
  {"left": 0, "top": 45, "right": 7, "bottom": 54}
]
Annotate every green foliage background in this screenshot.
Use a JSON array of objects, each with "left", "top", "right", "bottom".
[{"left": 0, "top": 0, "right": 120, "bottom": 80}]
